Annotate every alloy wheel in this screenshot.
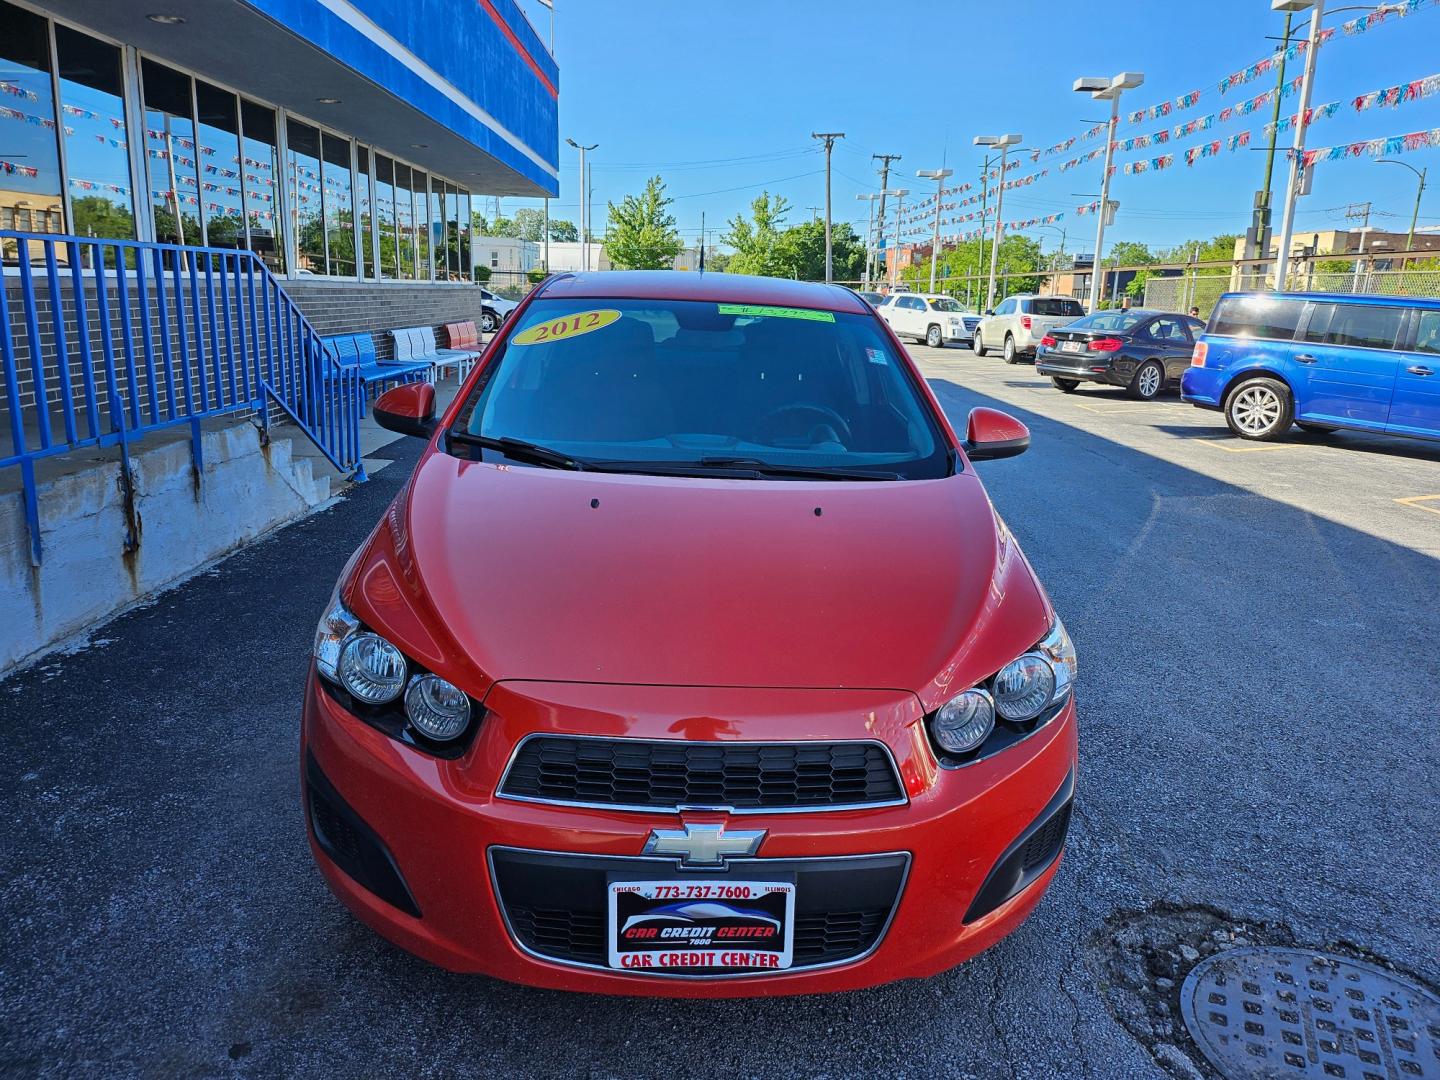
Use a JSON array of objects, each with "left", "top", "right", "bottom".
[
  {"left": 1231, "top": 384, "right": 1282, "bottom": 434},
  {"left": 1137, "top": 363, "right": 1161, "bottom": 399}
]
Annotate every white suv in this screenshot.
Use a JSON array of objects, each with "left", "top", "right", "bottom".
[
  {"left": 879, "top": 293, "right": 980, "bottom": 348},
  {"left": 479, "top": 288, "right": 518, "bottom": 333},
  {"left": 974, "top": 295, "right": 1086, "bottom": 363}
]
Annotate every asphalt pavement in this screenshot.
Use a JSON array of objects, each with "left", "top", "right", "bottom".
[{"left": 2, "top": 345, "right": 1438, "bottom": 1079}]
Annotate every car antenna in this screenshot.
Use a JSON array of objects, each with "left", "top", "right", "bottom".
[{"left": 699, "top": 211, "right": 706, "bottom": 274}]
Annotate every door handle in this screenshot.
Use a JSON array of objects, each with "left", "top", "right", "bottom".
[
  {"left": 1294, "top": 354, "right": 1318, "bottom": 364},
  {"left": 1408, "top": 365, "right": 1435, "bottom": 376}
]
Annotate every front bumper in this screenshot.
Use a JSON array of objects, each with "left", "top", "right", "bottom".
[
  {"left": 1180, "top": 365, "right": 1225, "bottom": 408},
  {"left": 301, "top": 674, "right": 1078, "bottom": 997}
]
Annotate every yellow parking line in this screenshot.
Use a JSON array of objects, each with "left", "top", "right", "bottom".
[
  {"left": 1197, "top": 438, "right": 1304, "bottom": 453},
  {"left": 1395, "top": 495, "right": 1440, "bottom": 516},
  {"left": 1071, "top": 402, "right": 1105, "bottom": 413}
]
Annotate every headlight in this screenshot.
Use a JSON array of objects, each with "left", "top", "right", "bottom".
[
  {"left": 338, "top": 632, "right": 407, "bottom": 704},
  {"left": 405, "top": 674, "right": 471, "bottom": 741},
  {"left": 1036, "top": 617, "right": 1077, "bottom": 705},
  {"left": 993, "top": 654, "right": 1056, "bottom": 722},
  {"left": 931, "top": 688, "right": 995, "bottom": 754},
  {"left": 313, "top": 594, "right": 359, "bottom": 680}
]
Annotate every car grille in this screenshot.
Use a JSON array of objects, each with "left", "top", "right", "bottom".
[
  {"left": 962, "top": 316, "right": 980, "bottom": 332},
  {"left": 499, "top": 736, "right": 905, "bottom": 812},
  {"left": 491, "top": 848, "right": 909, "bottom": 974}
]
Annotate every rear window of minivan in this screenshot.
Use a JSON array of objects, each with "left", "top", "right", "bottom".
[
  {"left": 1209, "top": 296, "right": 1306, "bottom": 340},
  {"left": 1026, "top": 298, "right": 1085, "bottom": 317}
]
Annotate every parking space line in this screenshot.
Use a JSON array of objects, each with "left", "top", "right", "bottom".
[
  {"left": 1395, "top": 495, "right": 1440, "bottom": 516},
  {"left": 1071, "top": 402, "right": 1105, "bottom": 413},
  {"left": 1197, "top": 438, "right": 1305, "bottom": 453}
]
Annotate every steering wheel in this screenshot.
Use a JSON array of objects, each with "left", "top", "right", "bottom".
[{"left": 751, "top": 402, "right": 853, "bottom": 446}]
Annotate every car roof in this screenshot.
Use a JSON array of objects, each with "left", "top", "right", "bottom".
[
  {"left": 1219, "top": 291, "right": 1433, "bottom": 308},
  {"left": 537, "top": 270, "right": 870, "bottom": 314}
]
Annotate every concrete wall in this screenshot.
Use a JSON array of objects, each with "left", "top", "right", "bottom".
[{"left": 0, "top": 422, "right": 330, "bottom": 675}]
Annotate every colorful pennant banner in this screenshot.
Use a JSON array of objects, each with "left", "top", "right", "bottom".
[
  {"left": 1264, "top": 101, "right": 1342, "bottom": 138},
  {"left": 1352, "top": 71, "right": 1440, "bottom": 112},
  {"left": 1301, "top": 124, "right": 1440, "bottom": 167},
  {"left": 1127, "top": 89, "right": 1201, "bottom": 126},
  {"left": 1, "top": 158, "right": 40, "bottom": 177},
  {"left": 0, "top": 81, "right": 39, "bottom": 102}
]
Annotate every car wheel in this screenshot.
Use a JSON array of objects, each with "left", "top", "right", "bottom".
[
  {"left": 1003, "top": 335, "right": 1019, "bottom": 363},
  {"left": 1051, "top": 377, "right": 1080, "bottom": 393},
  {"left": 1297, "top": 422, "right": 1338, "bottom": 434},
  {"left": 1225, "top": 377, "right": 1294, "bottom": 440},
  {"left": 480, "top": 309, "right": 498, "bottom": 333},
  {"left": 1127, "top": 360, "right": 1164, "bottom": 401},
  {"left": 973, "top": 332, "right": 987, "bottom": 357},
  {"left": 926, "top": 325, "right": 943, "bottom": 349}
]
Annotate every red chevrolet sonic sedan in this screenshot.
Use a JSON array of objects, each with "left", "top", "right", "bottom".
[{"left": 302, "top": 271, "right": 1077, "bottom": 997}]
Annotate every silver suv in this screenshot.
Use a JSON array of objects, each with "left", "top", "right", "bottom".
[{"left": 975, "top": 295, "right": 1086, "bottom": 363}]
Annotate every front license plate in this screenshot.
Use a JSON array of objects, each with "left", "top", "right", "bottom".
[
  {"left": 1061, "top": 340, "right": 1082, "bottom": 353},
  {"left": 607, "top": 880, "right": 795, "bottom": 973}
]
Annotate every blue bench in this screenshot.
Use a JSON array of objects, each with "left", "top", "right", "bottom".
[
  {"left": 322, "top": 333, "right": 432, "bottom": 415},
  {"left": 390, "top": 325, "right": 476, "bottom": 380}
]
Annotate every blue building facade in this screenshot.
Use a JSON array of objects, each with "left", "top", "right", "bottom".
[{"left": 0, "top": 0, "right": 558, "bottom": 281}]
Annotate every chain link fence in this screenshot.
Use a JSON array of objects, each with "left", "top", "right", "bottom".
[{"left": 1145, "top": 266, "right": 1440, "bottom": 315}]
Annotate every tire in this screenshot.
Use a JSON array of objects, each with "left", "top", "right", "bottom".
[
  {"left": 973, "top": 332, "right": 987, "bottom": 357},
  {"left": 1297, "top": 422, "right": 1338, "bottom": 434},
  {"left": 1225, "top": 377, "right": 1294, "bottom": 440},
  {"left": 1051, "top": 377, "right": 1080, "bottom": 393},
  {"left": 480, "top": 309, "right": 498, "bottom": 333},
  {"left": 926, "top": 324, "right": 943, "bottom": 349},
  {"left": 1127, "top": 359, "right": 1165, "bottom": 401},
  {"left": 1003, "top": 335, "right": 1020, "bottom": 364}
]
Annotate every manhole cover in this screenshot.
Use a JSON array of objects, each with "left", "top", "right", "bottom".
[{"left": 1180, "top": 946, "right": 1440, "bottom": 1079}]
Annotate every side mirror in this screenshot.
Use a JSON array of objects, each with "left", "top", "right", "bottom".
[
  {"left": 963, "top": 407, "right": 1030, "bottom": 461},
  {"left": 983, "top": 309, "right": 995, "bottom": 316},
  {"left": 374, "top": 381, "right": 436, "bottom": 438}
]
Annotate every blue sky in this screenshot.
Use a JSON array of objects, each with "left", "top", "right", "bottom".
[{"left": 510, "top": 0, "right": 1440, "bottom": 257}]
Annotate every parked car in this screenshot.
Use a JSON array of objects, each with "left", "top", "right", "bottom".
[
  {"left": 1182, "top": 291, "right": 1440, "bottom": 442},
  {"left": 974, "top": 295, "right": 1086, "bottom": 363},
  {"left": 854, "top": 289, "right": 886, "bottom": 307},
  {"left": 1036, "top": 309, "right": 1204, "bottom": 400},
  {"left": 304, "top": 271, "right": 1078, "bottom": 997},
  {"left": 879, "top": 292, "right": 981, "bottom": 347},
  {"left": 478, "top": 287, "right": 517, "bottom": 332}
]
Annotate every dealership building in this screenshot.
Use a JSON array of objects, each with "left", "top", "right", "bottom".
[{"left": 0, "top": 0, "right": 558, "bottom": 326}]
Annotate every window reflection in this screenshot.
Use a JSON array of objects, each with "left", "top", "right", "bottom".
[
  {"left": 414, "top": 169, "right": 431, "bottom": 280},
  {"left": 141, "top": 59, "right": 201, "bottom": 245},
  {"left": 195, "top": 81, "right": 242, "bottom": 248},
  {"left": 459, "top": 190, "right": 472, "bottom": 279},
  {"left": 321, "top": 130, "right": 354, "bottom": 276},
  {"left": 394, "top": 161, "right": 414, "bottom": 279},
  {"left": 430, "top": 178, "right": 445, "bottom": 280},
  {"left": 356, "top": 146, "right": 371, "bottom": 278},
  {"left": 374, "top": 154, "right": 396, "bottom": 279},
  {"left": 287, "top": 120, "right": 323, "bottom": 273},
  {"left": 238, "top": 99, "right": 282, "bottom": 272},
  {"left": 0, "top": 2, "right": 64, "bottom": 263},
  {"left": 55, "top": 26, "right": 132, "bottom": 242}
]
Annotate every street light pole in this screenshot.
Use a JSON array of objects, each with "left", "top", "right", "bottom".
[
  {"left": 812, "top": 132, "right": 844, "bottom": 282},
  {"left": 889, "top": 189, "right": 909, "bottom": 289},
  {"left": 1377, "top": 159, "right": 1427, "bottom": 256},
  {"left": 917, "top": 167, "right": 954, "bottom": 293},
  {"left": 1270, "top": 0, "right": 1324, "bottom": 290},
  {"left": 855, "top": 193, "right": 880, "bottom": 289},
  {"left": 974, "top": 134, "right": 1021, "bottom": 312},
  {"left": 1073, "top": 71, "right": 1145, "bottom": 312},
  {"left": 565, "top": 137, "right": 598, "bottom": 271}
]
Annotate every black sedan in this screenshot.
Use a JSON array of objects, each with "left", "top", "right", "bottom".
[{"left": 1035, "top": 309, "right": 1204, "bottom": 400}]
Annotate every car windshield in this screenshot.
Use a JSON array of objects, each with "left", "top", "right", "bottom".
[
  {"left": 451, "top": 297, "right": 950, "bottom": 481},
  {"left": 928, "top": 298, "right": 963, "bottom": 312},
  {"left": 1028, "top": 298, "right": 1085, "bottom": 317},
  {"left": 1062, "top": 311, "right": 1147, "bottom": 332}
]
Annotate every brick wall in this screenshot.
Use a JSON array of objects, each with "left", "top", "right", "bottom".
[{"left": 282, "top": 280, "right": 496, "bottom": 359}]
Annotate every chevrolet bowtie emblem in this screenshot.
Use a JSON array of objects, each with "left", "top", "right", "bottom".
[{"left": 642, "top": 822, "right": 766, "bottom": 868}]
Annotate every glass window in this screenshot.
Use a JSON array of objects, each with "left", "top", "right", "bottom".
[
  {"left": 1413, "top": 310, "right": 1440, "bottom": 356},
  {"left": 413, "top": 169, "right": 431, "bottom": 280},
  {"left": 393, "top": 161, "right": 414, "bottom": 279},
  {"left": 1210, "top": 296, "right": 1305, "bottom": 341},
  {"left": 0, "top": 2, "right": 64, "bottom": 262},
  {"left": 285, "top": 119, "right": 323, "bottom": 273},
  {"left": 239, "top": 99, "right": 282, "bottom": 272},
  {"left": 373, "top": 154, "right": 396, "bottom": 278},
  {"left": 459, "top": 189, "right": 473, "bottom": 279},
  {"left": 1143, "top": 317, "right": 1191, "bottom": 343},
  {"left": 1302, "top": 302, "right": 1404, "bottom": 351},
  {"left": 453, "top": 299, "right": 949, "bottom": 481},
  {"left": 140, "top": 59, "right": 200, "bottom": 245},
  {"left": 195, "top": 81, "right": 242, "bottom": 248},
  {"left": 321, "top": 130, "right": 354, "bottom": 276},
  {"left": 1065, "top": 311, "right": 1146, "bottom": 333},
  {"left": 355, "top": 146, "right": 371, "bottom": 278},
  {"left": 927, "top": 298, "right": 963, "bottom": 312},
  {"left": 432, "top": 180, "right": 448, "bottom": 279},
  {"left": 1028, "top": 298, "right": 1085, "bottom": 317},
  {"left": 54, "top": 26, "right": 133, "bottom": 242}
]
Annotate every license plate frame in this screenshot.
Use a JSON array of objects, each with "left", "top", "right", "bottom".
[
  {"left": 1061, "top": 340, "right": 1082, "bottom": 353},
  {"left": 607, "top": 879, "right": 796, "bottom": 974}
]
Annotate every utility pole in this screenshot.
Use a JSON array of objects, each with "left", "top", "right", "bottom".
[
  {"left": 855, "top": 193, "right": 880, "bottom": 289},
  {"left": 1251, "top": 10, "right": 1295, "bottom": 264},
  {"left": 566, "top": 137, "right": 598, "bottom": 271},
  {"left": 873, "top": 153, "right": 902, "bottom": 286},
  {"left": 1270, "top": 0, "right": 1325, "bottom": 290},
  {"left": 813, "top": 132, "right": 845, "bottom": 282},
  {"left": 917, "top": 167, "right": 954, "bottom": 293},
  {"left": 542, "top": 196, "right": 549, "bottom": 273},
  {"left": 1377, "top": 159, "right": 1427, "bottom": 256},
  {"left": 889, "top": 189, "right": 909, "bottom": 288},
  {"left": 975, "top": 157, "right": 993, "bottom": 310}
]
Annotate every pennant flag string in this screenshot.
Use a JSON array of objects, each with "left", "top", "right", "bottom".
[
  {"left": 0, "top": 157, "right": 41, "bottom": 178},
  {"left": 1301, "top": 124, "right": 1440, "bottom": 168},
  {"left": 1352, "top": 71, "right": 1440, "bottom": 112},
  {"left": 1126, "top": 89, "right": 1202, "bottom": 126}
]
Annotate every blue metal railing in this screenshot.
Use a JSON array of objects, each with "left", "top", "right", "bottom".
[{"left": 1, "top": 231, "right": 366, "bottom": 565}]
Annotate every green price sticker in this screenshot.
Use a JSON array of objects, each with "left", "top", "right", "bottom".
[{"left": 717, "top": 304, "right": 835, "bottom": 322}]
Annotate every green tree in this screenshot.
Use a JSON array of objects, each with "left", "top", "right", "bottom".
[
  {"left": 510, "top": 208, "right": 580, "bottom": 243},
  {"left": 604, "top": 175, "right": 683, "bottom": 270},
  {"left": 721, "top": 192, "right": 790, "bottom": 276},
  {"left": 1157, "top": 234, "right": 1241, "bottom": 268},
  {"left": 477, "top": 214, "right": 519, "bottom": 237},
  {"left": 1108, "top": 240, "right": 1155, "bottom": 267},
  {"left": 70, "top": 195, "right": 136, "bottom": 241},
  {"left": 548, "top": 218, "right": 579, "bottom": 242},
  {"left": 901, "top": 234, "right": 1046, "bottom": 306},
  {"left": 705, "top": 250, "right": 732, "bottom": 273},
  {"left": 770, "top": 219, "right": 867, "bottom": 281}
]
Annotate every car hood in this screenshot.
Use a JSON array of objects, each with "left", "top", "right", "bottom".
[{"left": 353, "top": 453, "right": 1051, "bottom": 704}]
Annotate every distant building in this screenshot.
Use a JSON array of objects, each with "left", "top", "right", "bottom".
[
  {"left": 539, "top": 241, "right": 703, "bottom": 273},
  {"left": 1236, "top": 228, "right": 1440, "bottom": 263}
]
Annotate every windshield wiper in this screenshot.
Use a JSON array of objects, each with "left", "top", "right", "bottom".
[
  {"left": 585, "top": 456, "right": 899, "bottom": 481},
  {"left": 447, "top": 431, "right": 590, "bottom": 471}
]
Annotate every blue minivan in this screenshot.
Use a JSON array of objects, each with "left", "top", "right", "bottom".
[{"left": 1181, "top": 292, "right": 1440, "bottom": 442}]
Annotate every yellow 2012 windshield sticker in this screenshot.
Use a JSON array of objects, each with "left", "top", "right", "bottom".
[
  {"left": 512, "top": 308, "right": 622, "bottom": 345},
  {"left": 717, "top": 304, "right": 835, "bottom": 322}
]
